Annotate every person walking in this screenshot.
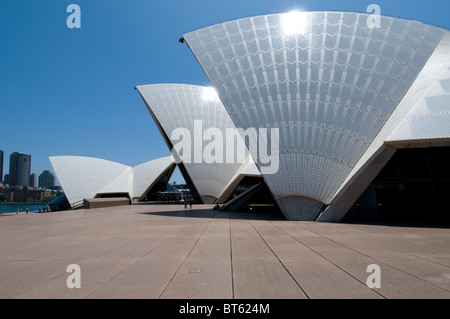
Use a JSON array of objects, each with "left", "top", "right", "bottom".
[
  {"left": 184, "top": 196, "right": 188, "bottom": 209},
  {"left": 189, "top": 196, "right": 193, "bottom": 209}
]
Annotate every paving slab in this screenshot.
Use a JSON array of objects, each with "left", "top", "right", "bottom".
[
  {"left": 86, "top": 258, "right": 183, "bottom": 299},
  {"left": 335, "top": 258, "right": 450, "bottom": 299},
  {"left": 17, "top": 258, "right": 133, "bottom": 299},
  {"left": 230, "top": 218, "right": 307, "bottom": 299},
  {"left": 250, "top": 220, "right": 382, "bottom": 299},
  {"left": 160, "top": 216, "right": 233, "bottom": 299},
  {"left": 0, "top": 259, "right": 69, "bottom": 298},
  {"left": 382, "top": 259, "right": 450, "bottom": 291},
  {"left": 282, "top": 260, "right": 383, "bottom": 299}
]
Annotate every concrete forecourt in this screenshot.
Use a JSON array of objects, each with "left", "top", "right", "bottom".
[{"left": 1, "top": 204, "right": 449, "bottom": 299}]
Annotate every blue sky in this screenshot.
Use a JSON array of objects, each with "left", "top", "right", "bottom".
[{"left": 1, "top": 0, "right": 449, "bottom": 185}]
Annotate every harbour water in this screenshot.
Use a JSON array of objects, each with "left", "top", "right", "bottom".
[{"left": 0, "top": 204, "right": 50, "bottom": 214}]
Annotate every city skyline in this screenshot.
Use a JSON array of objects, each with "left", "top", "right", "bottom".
[
  {"left": 1, "top": 0, "right": 449, "bottom": 186},
  {"left": 0, "top": 149, "right": 57, "bottom": 188}
]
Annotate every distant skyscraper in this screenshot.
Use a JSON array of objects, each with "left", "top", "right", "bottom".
[
  {"left": 39, "top": 170, "right": 55, "bottom": 188},
  {"left": 0, "top": 149, "right": 3, "bottom": 184},
  {"left": 9, "top": 152, "right": 31, "bottom": 187},
  {"left": 30, "top": 173, "right": 38, "bottom": 188},
  {"left": 4, "top": 174, "right": 9, "bottom": 185}
]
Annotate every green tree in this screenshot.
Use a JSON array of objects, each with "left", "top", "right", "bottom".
[{"left": 42, "top": 194, "right": 57, "bottom": 202}]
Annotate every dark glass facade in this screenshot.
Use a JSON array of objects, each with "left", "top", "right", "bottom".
[
  {"left": 0, "top": 149, "right": 3, "bottom": 184},
  {"left": 9, "top": 152, "right": 31, "bottom": 187},
  {"left": 38, "top": 170, "right": 55, "bottom": 188},
  {"left": 344, "top": 147, "right": 450, "bottom": 222}
]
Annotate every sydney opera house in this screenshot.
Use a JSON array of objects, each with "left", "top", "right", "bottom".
[
  {"left": 51, "top": 11, "right": 450, "bottom": 222},
  {"left": 49, "top": 156, "right": 177, "bottom": 208}
]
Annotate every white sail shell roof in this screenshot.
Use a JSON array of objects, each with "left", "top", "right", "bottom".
[
  {"left": 136, "top": 83, "right": 260, "bottom": 203},
  {"left": 183, "top": 11, "right": 448, "bottom": 220},
  {"left": 49, "top": 156, "right": 175, "bottom": 207},
  {"left": 386, "top": 34, "right": 450, "bottom": 146}
]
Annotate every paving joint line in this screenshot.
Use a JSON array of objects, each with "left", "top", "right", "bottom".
[
  {"left": 158, "top": 212, "right": 217, "bottom": 299},
  {"left": 344, "top": 227, "right": 450, "bottom": 259},
  {"left": 331, "top": 226, "right": 450, "bottom": 294},
  {"left": 83, "top": 222, "right": 198, "bottom": 299},
  {"left": 304, "top": 223, "right": 450, "bottom": 293},
  {"left": 14, "top": 270, "right": 69, "bottom": 298},
  {"left": 271, "top": 220, "right": 387, "bottom": 299},
  {"left": 286, "top": 221, "right": 450, "bottom": 295},
  {"left": 228, "top": 212, "right": 235, "bottom": 299},
  {"left": 249, "top": 219, "right": 311, "bottom": 299}
]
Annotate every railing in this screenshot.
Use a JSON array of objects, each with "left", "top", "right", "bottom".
[
  {"left": 311, "top": 204, "right": 328, "bottom": 222},
  {"left": 71, "top": 200, "right": 84, "bottom": 210},
  {"left": 220, "top": 183, "right": 264, "bottom": 211}
]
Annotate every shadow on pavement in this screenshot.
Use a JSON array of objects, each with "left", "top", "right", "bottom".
[{"left": 137, "top": 204, "right": 284, "bottom": 221}]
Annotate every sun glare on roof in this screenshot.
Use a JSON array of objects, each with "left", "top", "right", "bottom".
[
  {"left": 281, "top": 11, "right": 309, "bottom": 36},
  {"left": 201, "top": 87, "right": 219, "bottom": 101}
]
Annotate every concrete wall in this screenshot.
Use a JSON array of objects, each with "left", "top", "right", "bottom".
[{"left": 83, "top": 198, "right": 130, "bottom": 209}]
